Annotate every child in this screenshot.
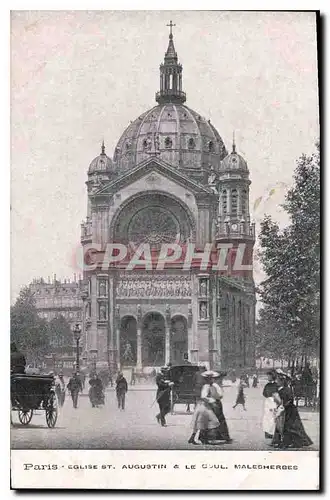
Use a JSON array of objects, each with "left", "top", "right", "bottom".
[{"left": 233, "top": 377, "right": 247, "bottom": 410}]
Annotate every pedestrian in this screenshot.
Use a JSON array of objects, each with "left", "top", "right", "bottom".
[
  {"left": 116, "top": 372, "right": 128, "bottom": 410},
  {"left": 270, "top": 369, "right": 313, "bottom": 449},
  {"left": 108, "top": 370, "right": 113, "bottom": 387},
  {"left": 155, "top": 367, "right": 174, "bottom": 427},
  {"left": 233, "top": 376, "right": 247, "bottom": 410},
  {"left": 11, "top": 342, "right": 26, "bottom": 374},
  {"left": 189, "top": 370, "right": 232, "bottom": 444},
  {"left": 130, "top": 367, "right": 136, "bottom": 386},
  {"left": 252, "top": 374, "right": 258, "bottom": 388},
  {"left": 89, "top": 373, "right": 105, "bottom": 407},
  {"left": 262, "top": 370, "right": 278, "bottom": 439},
  {"left": 67, "top": 372, "right": 83, "bottom": 409},
  {"left": 55, "top": 372, "right": 66, "bottom": 407}
]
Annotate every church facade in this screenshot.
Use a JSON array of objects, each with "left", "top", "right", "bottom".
[{"left": 80, "top": 25, "right": 256, "bottom": 371}]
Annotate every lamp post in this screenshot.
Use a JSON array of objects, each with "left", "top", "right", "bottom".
[{"left": 73, "top": 323, "right": 82, "bottom": 373}]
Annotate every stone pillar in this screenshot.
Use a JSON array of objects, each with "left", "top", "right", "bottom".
[
  {"left": 237, "top": 187, "right": 242, "bottom": 216},
  {"left": 90, "top": 275, "right": 97, "bottom": 353},
  {"left": 165, "top": 305, "right": 171, "bottom": 365},
  {"left": 187, "top": 303, "right": 193, "bottom": 362},
  {"left": 227, "top": 188, "right": 231, "bottom": 215},
  {"left": 136, "top": 305, "right": 142, "bottom": 371},
  {"left": 115, "top": 305, "right": 120, "bottom": 371}
]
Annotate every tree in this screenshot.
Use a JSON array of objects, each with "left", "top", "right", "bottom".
[
  {"left": 11, "top": 287, "right": 50, "bottom": 364},
  {"left": 48, "top": 315, "right": 73, "bottom": 353},
  {"left": 258, "top": 143, "right": 320, "bottom": 361}
]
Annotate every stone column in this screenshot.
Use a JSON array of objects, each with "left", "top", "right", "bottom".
[
  {"left": 187, "top": 303, "right": 193, "bottom": 362},
  {"left": 136, "top": 305, "right": 142, "bottom": 371},
  {"left": 227, "top": 188, "right": 231, "bottom": 215},
  {"left": 237, "top": 187, "right": 242, "bottom": 216},
  {"left": 165, "top": 305, "right": 171, "bottom": 365},
  {"left": 115, "top": 305, "right": 120, "bottom": 371}
]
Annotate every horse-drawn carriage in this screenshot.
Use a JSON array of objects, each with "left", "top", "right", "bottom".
[
  {"left": 167, "top": 364, "right": 204, "bottom": 414},
  {"left": 11, "top": 373, "right": 58, "bottom": 428}
]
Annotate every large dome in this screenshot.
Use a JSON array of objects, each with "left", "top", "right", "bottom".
[{"left": 114, "top": 103, "right": 228, "bottom": 178}]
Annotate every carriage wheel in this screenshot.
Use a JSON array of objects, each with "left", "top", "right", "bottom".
[
  {"left": 18, "top": 409, "right": 33, "bottom": 425},
  {"left": 46, "top": 392, "right": 58, "bottom": 428}
]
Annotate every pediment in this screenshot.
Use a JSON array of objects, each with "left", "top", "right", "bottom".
[{"left": 93, "top": 157, "right": 215, "bottom": 197}]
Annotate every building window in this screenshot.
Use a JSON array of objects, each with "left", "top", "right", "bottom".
[
  {"left": 231, "top": 189, "right": 238, "bottom": 215},
  {"left": 208, "top": 141, "right": 214, "bottom": 153},
  {"left": 222, "top": 189, "right": 227, "bottom": 214},
  {"left": 165, "top": 137, "right": 172, "bottom": 149},
  {"left": 188, "top": 138, "right": 195, "bottom": 150}
]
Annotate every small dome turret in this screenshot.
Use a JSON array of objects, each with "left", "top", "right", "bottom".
[
  {"left": 221, "top": 135, "right": 248, "bottom": 172},
  {"left": 88, "top": 141, "right": 114, "bottom": 174}
]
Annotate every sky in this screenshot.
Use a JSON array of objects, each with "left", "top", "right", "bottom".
[{"left": 10, "top": 10, "right": 319, "bottom": 301}]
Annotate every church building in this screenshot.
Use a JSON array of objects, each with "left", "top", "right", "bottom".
[{"left": 80, "top": 23, "right": 256, "bottom": 372}]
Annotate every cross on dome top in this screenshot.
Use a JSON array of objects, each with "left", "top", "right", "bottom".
[{"left": 166, "top": 20, "right": 176, "bottom": 38}]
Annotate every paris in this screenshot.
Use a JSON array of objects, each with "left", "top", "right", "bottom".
[{"left": 10, "top": 10, "right": 319, "bottom": 477}]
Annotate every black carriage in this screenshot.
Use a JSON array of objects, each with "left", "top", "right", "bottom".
[
  {"left": 167, "top": 364, "right": 205, "bottom": 414},
  {"left": 11, "top": 373, "right": 58, "bottom": 428}
]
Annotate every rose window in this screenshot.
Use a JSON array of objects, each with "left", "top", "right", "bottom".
[{"left": 127, "top": 207, "right": 180, "bottom": 246}]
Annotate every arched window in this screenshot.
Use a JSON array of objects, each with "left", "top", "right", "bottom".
[
  {"left": 188, "top": 138, "right": 195, "bottom": 150},
  {"left": 231, "top": 188, "right": 238, "bottom": 215},
  {"left": 165, "top": 137, "right": 173, "bottom": 149},
  {"left": 222, "top": 189, "right": 227, "bottom": 214},
  {"left": 208, "top": 141, "right": 214, "bottom": 153}
]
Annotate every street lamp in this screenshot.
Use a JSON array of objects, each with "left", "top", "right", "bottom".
[{"left": 73, "top": 323, "right": 82, "bottom": 373}]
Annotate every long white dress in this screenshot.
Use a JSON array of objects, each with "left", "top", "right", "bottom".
[
  {"left": 191, "top": 383, "right": 222, "bottom": 432},
  {"left": 262, "top": 397, "right": 277, "bottom": 435},
  {"left": 262, "top": 382, "right": 278, "bottom": 435}
]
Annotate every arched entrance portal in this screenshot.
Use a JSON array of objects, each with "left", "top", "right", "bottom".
[
  {"left": 120, "top": 316, "right": 137, "bottom": 367},
  {"left": 142, "top": 312, "right": 165, "bottom": 366},
  {"left": 170, "top": 315, "right": 188, "bottom": 365}
]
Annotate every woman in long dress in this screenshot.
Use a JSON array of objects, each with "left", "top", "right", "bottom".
[
  {"left": 188, "top": 371, "right": 232, "bottom": 444},
  {"left": 270, "top": 370, "right": 313, "bottom": 449},
  {"left": 262, "top": 370, "right": 278, "bottom": 439}
]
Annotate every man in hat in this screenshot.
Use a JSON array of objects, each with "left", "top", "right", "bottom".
[
  {"left": 116, "top": 372, "right": 128, "bottom": 410},
  {"left": 11, "top": 342, "right": 26, "bottom": 374},
  {"left": 67, "top": 372, "right": 83, "bottom": 409},
  {"left": 156, "top": 367, "right": 174, "bottom": 427}
]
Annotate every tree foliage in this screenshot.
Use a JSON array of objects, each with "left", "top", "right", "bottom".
[
  {"left": 48, "top": 315, "right": 73, "bottom": 352},
  {"left": 11, "top": 287, "right": 50, "bottom": 363},
  {"left": 258, "top": 143, "right": 320, "bottom": 360}
]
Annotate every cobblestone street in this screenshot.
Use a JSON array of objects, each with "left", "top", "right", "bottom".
[{"left": 11, "top": 378, "right": 319, "bottom": 451}]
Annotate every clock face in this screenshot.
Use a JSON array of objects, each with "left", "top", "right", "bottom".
[{"left": 231, "top": 223, "right": 238, "bottom": 231}]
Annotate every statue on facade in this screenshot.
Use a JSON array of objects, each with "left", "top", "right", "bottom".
[
  {"left": 99, "top": 303, "right": 107, "bottom": 320},
  {"left": 154, "top": 133, "right": 160, "bottom": 152},
  {"left": 200, "top": 279, "right": 208, "bottom": 296},
  {"left": 200, "top": 302, "right": 208, "bottom": 320},
  {"left": 208, "top": 167, "right": 218, "bottom": 193},
  {"left": 99, "top": 280, "right": 107, "bottom": 296},
  {"left": 146, "top": 134, "right": 152, "bottom": 151}
]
